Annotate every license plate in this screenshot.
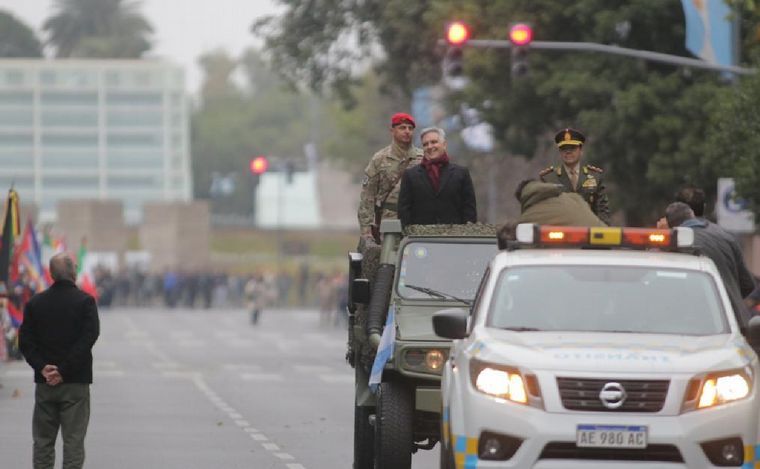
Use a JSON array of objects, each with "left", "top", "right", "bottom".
[{"left": 576, "top": 425, "right": 647, "bottom": 449}]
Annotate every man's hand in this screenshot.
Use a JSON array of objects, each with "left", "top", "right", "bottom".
[{"left": 42, "top": 364, "right": 63, "bottom": 386}]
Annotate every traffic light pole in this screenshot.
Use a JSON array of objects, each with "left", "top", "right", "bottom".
[{"left": 445, "top": 38, "right": 754, "bottom": 75}]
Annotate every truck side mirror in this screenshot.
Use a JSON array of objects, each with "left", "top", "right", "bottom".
[
  {"left": 351, "top": 279, "right": 370, "bottom": 304},
  {"left": 433, "top": 308, "right": 469, "bottom": 339}
]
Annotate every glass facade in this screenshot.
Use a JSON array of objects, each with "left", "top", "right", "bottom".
[{"left": 0, "top": 59, "right": 192, "bottom": 223}]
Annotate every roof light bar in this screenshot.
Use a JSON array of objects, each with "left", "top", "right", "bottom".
[{"left": 513, "top": 224, "right": 695, "bottom": 250}]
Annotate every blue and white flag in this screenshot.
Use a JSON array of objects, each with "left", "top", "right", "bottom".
[
  {"left": 369, "top": 304, "right": 396, "bottom": 394},
  {"left": 681, "top": 0, "right": 735, "bottom": 66}
]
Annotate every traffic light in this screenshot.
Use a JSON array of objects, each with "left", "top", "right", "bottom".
[
  {"left": 446, "top": 21, "right": 470, "bottom": 46},
  {"left": 443, "top": 47, "right": 464, "bottom": 78},
  {"left": 249, "top": 155, "right": 269, "bottom": 175},
  {"left": 509, "top": 23, "right": 533, "bottom": 79},
  {"left": 249, "top": 155, "right": 268, "bottom": 187},
  {"left": 443, "top": 22, "right": 470, "bottom": 87}
]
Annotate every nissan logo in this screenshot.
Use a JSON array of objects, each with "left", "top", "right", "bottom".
[{"left": 599, "top": 382, "right": 627, "bottom": 409}]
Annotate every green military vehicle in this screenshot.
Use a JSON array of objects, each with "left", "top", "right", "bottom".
[{"left": 347, "top": 219, "right": 497, "bottom": 469}]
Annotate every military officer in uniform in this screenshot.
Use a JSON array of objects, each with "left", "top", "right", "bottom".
[
  {"left": 358, "top": 112, "right": 423, "bottom": 242},
  {"left": 539, "top": 128, "right": 611, "bottom": 224}
]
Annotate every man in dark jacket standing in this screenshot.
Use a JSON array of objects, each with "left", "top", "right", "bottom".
[
  {"left": 398, "top": 127, "right": 477, "bottom": 226},
  {"left": 664, "top": 202, "right": 756, "bottom": 327},
  {"left": 19, "top": 253, "right": 100, "bottom": 469}
]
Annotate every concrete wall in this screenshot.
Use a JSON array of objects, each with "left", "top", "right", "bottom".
[
  {"left": 55, "top": 200, "right": 127, "bottom": 255},
  {"left": 140, "top": 201, "right": 210, "bottom": 271}
]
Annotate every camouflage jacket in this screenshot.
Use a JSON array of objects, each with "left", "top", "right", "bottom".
[
  {"left": 539, "top": 163, "right": 611, "bottom": 225},
  {"left": 358, "top": 142, "right": 422, "bottom": 232}
]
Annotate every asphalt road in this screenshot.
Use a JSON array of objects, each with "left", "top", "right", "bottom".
[{"left": 0, "top": 307, "right": 439, "bottom": 468}]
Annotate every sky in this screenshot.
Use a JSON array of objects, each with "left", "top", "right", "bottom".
[{"left": 0, "top": 0, "right": 282, "bottom": 94}]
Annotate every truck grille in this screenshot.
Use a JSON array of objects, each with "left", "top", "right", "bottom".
[
  {"left": 539, "top": 442, "right": 683, "bottom": 462},
  {"left": 557, "top": 377, "right": 669, "bottom": 412}
]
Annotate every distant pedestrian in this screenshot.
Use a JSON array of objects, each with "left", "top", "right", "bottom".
[
  {"left": 398, "top": 127, "right": 477, "bottom": 226},
  {"left": 19, "top": 253, "right": 100, "bottom": 469}
]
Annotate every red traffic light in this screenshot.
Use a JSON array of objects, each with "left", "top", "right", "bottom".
[
  {"left": 509, "top": 23, "right": 533, "bottom": 46},
  {"left": 249, "top": 155, "right": 269, "bottom": 175},
  {"left": 446, "top": 21, "right": 470, "bottom": 46}
]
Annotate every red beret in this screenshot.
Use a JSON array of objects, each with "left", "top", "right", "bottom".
[{"left": 391, "top": 112, "right": 415, "bottom": 128}]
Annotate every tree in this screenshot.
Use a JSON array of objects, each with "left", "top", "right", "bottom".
[
  {"left": 0, "top": 10, "right": 43, "bottom": 57},
  {"left": 43, "top": 0, "right": 153, "bottom": 58},
  {"left": 703, "top": 70, "right": 760, "bottom": 220}
]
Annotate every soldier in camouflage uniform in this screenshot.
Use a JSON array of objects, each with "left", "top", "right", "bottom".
[
  {"left": 539, "top": 128, "right": 611, "bottom": 225},
  {"left": 358, "top": 112, "right": 423, "bottom": 242}
]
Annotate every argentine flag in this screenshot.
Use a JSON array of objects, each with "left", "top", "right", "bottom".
[
  {"left": 369, "top": 304, "right": 396, "bottom": 393},
  {"left": 681, "top": 0, "right": 735, "bottom": 67}
]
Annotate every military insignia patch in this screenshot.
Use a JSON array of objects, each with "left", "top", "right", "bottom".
[
  {"left": 361, "top": 175, "right": 369, "bottom": 186},
  {"left": 538, "top": 166, "right": 554, "bottom": 177},
  {"left": 582, "top": 178, "right": 597, "bottom": 188}
]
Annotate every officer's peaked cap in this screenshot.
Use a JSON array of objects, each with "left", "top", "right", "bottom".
[{"left": 555, "top": 128, "right": 585, "bottom": 147}]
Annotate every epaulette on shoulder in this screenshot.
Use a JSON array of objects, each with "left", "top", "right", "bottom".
[
  {"left": 585, "top": 164, "right": 603, "bottom": 173},
  {"left": 539, "top": 166, "right": 554, "bottom": 177}
]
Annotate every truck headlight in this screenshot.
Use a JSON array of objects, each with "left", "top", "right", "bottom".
[
  {"left": 469, "top": 359, "right": 540, "bottom": 407},
  {"left": 402, "top": 348, "right": 447, "bottom": 375},
  {"left": 683, "top": 368, "right": 752, "bottom": 412}
]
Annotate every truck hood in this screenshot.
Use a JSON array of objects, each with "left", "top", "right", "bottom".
[
  {"left": 472, "top": 330, "right": 755, "bottom": 374},
  {"left": 396, "top": 307, "right": 454, "bottom": 342}
]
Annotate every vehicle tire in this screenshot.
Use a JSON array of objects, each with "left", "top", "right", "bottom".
[
  {"left": 374, "top": 381, "right": 413, "bottom": 469},
  {"left": 353, "top": 402, "right": 375, "bottom": 469},
  {"left": 366, "top": 263, "right": 395, "bottom": 336}
]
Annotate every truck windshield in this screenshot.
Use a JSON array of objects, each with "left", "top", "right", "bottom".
[
  {"left": 488, "top": 266, "right": 729, "bottom": 335},
  {"left": 397, "top": 241, "right": 496, "bottom": 302}
]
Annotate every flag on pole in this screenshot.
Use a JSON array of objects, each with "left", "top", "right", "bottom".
[
  {"left": 369, "top": 304, "right": 396, "bottom": 394},
  {"left": 681, "top": 0, "right": 735, "bottom": 66},
  {"left": 0, "top": 187, "right": 20, "bottom": 286},
  {"left": 76, "top": 238, "right": 98, "bottom": 300},
  {"left": 12, "top": 219, "right": 49, "bottom": 293}
]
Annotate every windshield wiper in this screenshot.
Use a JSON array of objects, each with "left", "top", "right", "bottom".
[
  {"left": 404, "top": 284, "right": 472, "bottom": 306},
  {"left": 503, "top": 326, "right": 541, "bottom": 332}
]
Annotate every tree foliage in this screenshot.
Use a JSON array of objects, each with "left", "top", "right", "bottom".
[
  {"left": 704, "top": 71, "right": 760, "bottom": 219},
  {"left": 0, "top": 10, "right": 43, "bottom": 57},
  {"left": 258, "top": 0, "right": 760, "bottom": 225},
  {"left": 43, "top": 0, "right": 153, "bottom": 58}
]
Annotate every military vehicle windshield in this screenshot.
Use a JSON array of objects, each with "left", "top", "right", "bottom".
[{"left": 397, "top": 241, "right": 496, "bottom": 302}]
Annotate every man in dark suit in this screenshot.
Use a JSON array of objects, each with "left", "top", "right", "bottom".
[
  {"left": 398, "top": 126, "right": 477, "bottom": 227},
  {"left": 19, "top": 253, "right": 100, "bottom": 469}
]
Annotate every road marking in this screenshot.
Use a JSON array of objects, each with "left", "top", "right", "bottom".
[
  {"left": 240, "top": 373, "right": 283, "bottom": 382},
  {"left": 188, "top": 374, "right": 306, "bottom": 469},
  {"left": 222, "top": 364, "right": 261, "bottom": 372}
]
